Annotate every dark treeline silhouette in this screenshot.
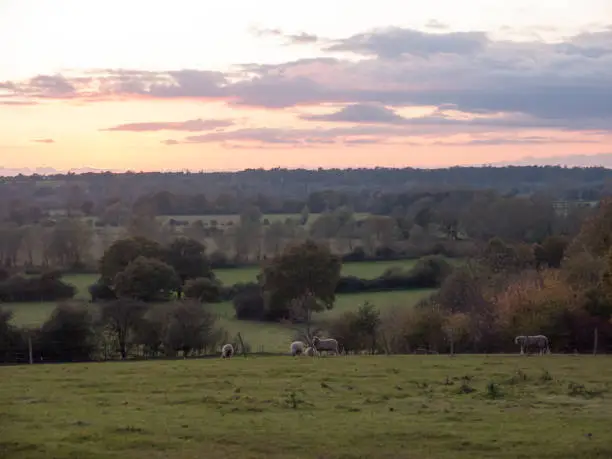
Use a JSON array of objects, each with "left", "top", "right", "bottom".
[{"left": 1, "top": 166, "right": 610, "bottom": 222}]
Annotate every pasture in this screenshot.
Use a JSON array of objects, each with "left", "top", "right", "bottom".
[
  {"left": 214, "top": 258, "right": 423, "bottom": 285},
  {"left": 1, "top": 355, "right": 611, "bottom": 459}
]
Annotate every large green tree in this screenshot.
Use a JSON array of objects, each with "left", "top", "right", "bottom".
[
  {"left": 99, "top": 236, "right": 164, "bottom": 284},
  {"left": 164, "top": 237, "right": 214, "bottom": 286},
  {"left": 114, "top": 256, "right": 181, "bottom": 302},
  {"left": 262, "top": 239, "right": 341, "bottom": 321}
]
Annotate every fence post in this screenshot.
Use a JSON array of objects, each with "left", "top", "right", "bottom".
[
  {"left": 593, "top": 327, "right": 599, "bottom": 356},
  {"left": 28, "top": 334, "right": 33, "bottom": 365},
  {"left": 237, "top": 332, "right": 247, "bottom": 357}
]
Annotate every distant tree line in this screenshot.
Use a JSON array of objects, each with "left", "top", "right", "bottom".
[
  {"left": 0, "top": 184, "right": 592, "bottom": 271},
  {"left": 1, "top": 166, "right": 608, "bottom": 226}
]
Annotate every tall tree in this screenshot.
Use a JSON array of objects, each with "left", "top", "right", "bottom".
[
  {"left": 262, "top": 239, "right": 341, "bottom": 321},
  {"left": 165, "top": 237, "right": 214, "bottom": 286},
  {"left": 100, "top": 298, "right": 149, "bottom": 359},
  {"left": 99, "top": 236, "right": 164, "bottom": 284},
  {"left": 114, "top": 256, "right": 181, "bottom": 302}
]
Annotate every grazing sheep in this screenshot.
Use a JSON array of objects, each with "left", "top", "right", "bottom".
[
  {"left": 304, "top": 346, "right": 319, "bottom": 357},
  {"left": 221, "top": 343, "right": 234, "bottom": 359},
  {"left": 312, "top": 336, "right": 340, "bottom": 356},
  {"left": 291, "top": 340, "right": 306, "bottom": 356},
  {"left": 514, "top": 335, "right": 550, "bottom": 355}
]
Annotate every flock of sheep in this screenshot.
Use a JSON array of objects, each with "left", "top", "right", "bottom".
[
  {"left": 219, "top": 334, "right": 552, "bottom": 358},
  {"left": 220, "top": 337, "right": 340, "bottom": 359}
]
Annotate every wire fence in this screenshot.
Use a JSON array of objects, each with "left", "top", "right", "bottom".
[{"left": 0, "top": 333, "right": 288, "bottom": 366}]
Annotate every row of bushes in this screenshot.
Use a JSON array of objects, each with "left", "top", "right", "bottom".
[
  {"left": 0, "top": 271, "right": 76, "bottom": 303},
  {"left": 0, "top": 300, "right": 243, "bottom": 364}
]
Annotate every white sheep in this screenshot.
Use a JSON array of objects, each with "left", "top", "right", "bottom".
[
  {"left": 290, "top": 340, "right": 306, "bottom": 356},
  {"left": 221, "top": 343, "right": 234, "bottom": 359},
  {"left": 304, "top": 346, "right": 319, "bottom": 357},
  {"left": 312, "top": 336, "right": 340, "bottom": 356}
]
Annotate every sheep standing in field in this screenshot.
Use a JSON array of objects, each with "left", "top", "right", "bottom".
[
  {"left": 221, "top": 343, "right": 234, "bottom": 359},
  {"left": 290, "top": 340, "right": 306, "bottom": 356},
  {"left": 304, "top": 346, "right": 319, "bottom": 357},
  {"left": 514, "top": 335, "right": 550, "bottom": 355},
  {"left": 312, "top": 336, "right": 340, "bottom": 356}
]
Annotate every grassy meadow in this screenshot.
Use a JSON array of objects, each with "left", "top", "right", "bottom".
[
  {"left": 2, "top": 260, "right": 435, "bottom": 352},
  {"left": 1, "top": 355, "right": 611, "bottom": 458},
  {"left": 213, "top": 258, "right": 422, "bottom": 285}
]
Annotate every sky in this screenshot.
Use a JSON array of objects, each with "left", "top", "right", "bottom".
[{"left": 1, "top": 0, "right": 612, "bottom": 173}]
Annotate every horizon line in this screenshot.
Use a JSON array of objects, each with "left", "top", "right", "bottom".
[{"left": 2, "top": 163, "right": 612, "bottom": 178}]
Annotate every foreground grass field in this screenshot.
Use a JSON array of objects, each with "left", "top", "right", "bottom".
[{"left": 1, "top": 355, "right": 611, "bottom": 459}]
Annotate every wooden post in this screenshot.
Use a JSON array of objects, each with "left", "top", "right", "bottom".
[
  {"left": 449, "top": 329, "right": 455, "bottom": 356},
  {"left": 237, "top": 332, "right": 247, "bottom": 357},
  {"left": 593, "top": 327, "right": 599, "bottom": 356},
  {"left": 380, "top": 331, "right": 390, "bottom": 355},
  {"left": 28, "top": 334, "right": 33, "bottom": 365}
]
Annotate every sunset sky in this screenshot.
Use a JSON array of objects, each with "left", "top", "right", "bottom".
[{"left": 1, "top": 0, "right": 611, "bottom": 173}]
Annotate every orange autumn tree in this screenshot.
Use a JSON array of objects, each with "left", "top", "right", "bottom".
[{"left": 493, "top": 269, "right": 576, "bottom": 349}]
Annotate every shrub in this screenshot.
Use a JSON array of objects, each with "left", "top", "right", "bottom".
[
  {"left": 341, "top": 246, "right": 366, "bottom": 262},
  {"left": 381, "top": 305, "right": 446, "bottom": 354},
  {"left": 233, "top": 287, "right": 266, "bottom": 320},
  {"left": 37, "top": 302, "right": 97, "bottom": 362},
  {"left": 220, "top": 282, "right": 259, "bottom": 301},
  {"left": 88, "top": 279, "right": 117, "bottom": 302},
  {"left": 327, "top": 302, "right": 382, "bottom": 354},
  {"left": 0, "top": 274, "right": 76, "bottom": 302},
  {"left": 0, "top": 309, "right": 28, "bottom": 363},
  {"left": 335, "top": 256, "right": 454, "bottom": 295},
  {"left": 409, "top": 255, "right": 453, "bottom": 287},
  {"left": 163, "top": 300, "right": 220, "bottom": 356},
  {"left": 184, "top": 277, "right": 222, "bottom": 302}
]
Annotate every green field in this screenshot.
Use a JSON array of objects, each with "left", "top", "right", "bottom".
[
  {"left": 28, "top": 259, "right": 423, "bottom": 293},
  {"left": 214, "top": 259, "right": 422, "bottom": 285},
  {"left": 1, "top": 355, "right": 611, "bottom": 459}
]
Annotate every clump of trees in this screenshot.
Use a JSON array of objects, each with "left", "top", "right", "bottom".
[
  {"left": 327, "top": 200, "right": 612, "bottom": 355},
  {"left": 92, "top": 236, "right": 221, "bottom": 303}
]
